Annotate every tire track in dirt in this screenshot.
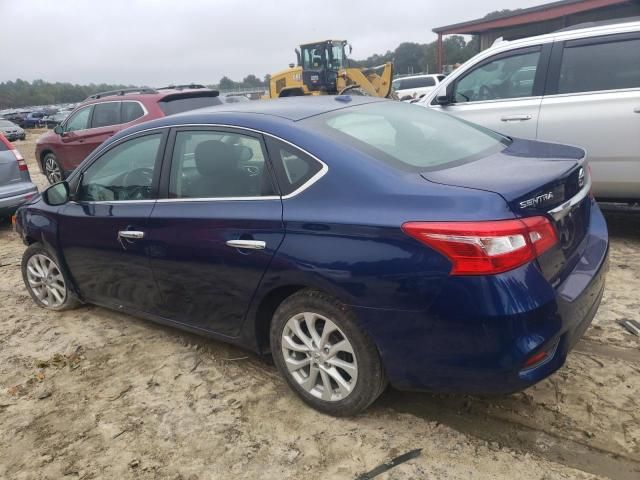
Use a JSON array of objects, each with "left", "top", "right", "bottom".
[{"left": 381, "top": 390, "right": 640, "bottom": 480}]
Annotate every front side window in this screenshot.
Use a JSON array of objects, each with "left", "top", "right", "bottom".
[
  {"left": 65, "top": 106, "right": 92, "bottom": 132},
  {"left": 558, "top": 37, "right": 640, "bottom": 94},
  {"left": 453, "top": 49, "right": 540, "bottom": 103},
  {"left": 169, "top": 130, "right": 274, "bottom": 199},
  {"left": 91, "top": 102, "right": 121, "bottom": 128},
  {"left": 78, "top": 133, "right": 162, "bottom": 202},
  {"left": 306, "top": 102, "right": 508, "bottom": 171}
]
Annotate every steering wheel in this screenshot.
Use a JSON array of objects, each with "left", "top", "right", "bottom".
[
  {"left": 122, "top": 167, "right": 154, "bottom": 200},
  {"left": 478, "top": 84, "right": 497, "bottom": 101}
]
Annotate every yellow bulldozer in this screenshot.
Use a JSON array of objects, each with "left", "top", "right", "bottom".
[{"left": 267, "top": 40, "right": 394, "bottom": 98}]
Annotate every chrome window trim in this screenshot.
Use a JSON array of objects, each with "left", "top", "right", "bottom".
[
  {"left": 74, "top": 123, "right": 328, "bottom": 204},
  {"left": 62, "top": 100, "right": 149, "bottom": 133},
  {"left": 548, "top": 170, "right": 592, "bottom": 221}
]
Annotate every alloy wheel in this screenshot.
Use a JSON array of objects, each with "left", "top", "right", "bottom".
[
  {"left": 281, "top": 312, "right": 358, "bottom": 401},
  {"left": 45, "top": 156, "right": 62, "bottom": 183},
  {"left": 25, "top": 254, "right": 67, "bottom": 308}
]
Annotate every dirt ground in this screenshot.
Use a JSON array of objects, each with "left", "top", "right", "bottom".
[{"left": 0, "top": 131, "right": 639, "bottom": 480}]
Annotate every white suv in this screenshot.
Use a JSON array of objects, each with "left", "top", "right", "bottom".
[{"left": 418, "top": 19, "right": 640, "bottom": 202}]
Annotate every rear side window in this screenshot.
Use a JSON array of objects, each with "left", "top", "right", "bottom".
[
  {"left": 398, "top": 77, "right": 436, "bottom": 89},
  {"left": 122, "top": 101, "right": 145, "bottom": 123},
  {"left": 265, "top": 138, "right": 323, "bottom": 196},
  {"left": 91, "top": 102, "right": 121, "bottom": 128},
  {"left": 558, "top": 36, "right": 640, "bottom": 94},
  {"left": 168, "top": 130, "right": 274, "bottom": 199},
  {"left": 159, "top": 94, "right": 223, "bottom": 116}
]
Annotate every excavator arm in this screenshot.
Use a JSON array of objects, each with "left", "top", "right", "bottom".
[{"left": 341, "top": 62, "right": 394, "bottom": 98}]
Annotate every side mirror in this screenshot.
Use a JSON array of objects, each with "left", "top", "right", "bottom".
[
  {"left": 53, "top": 125, "right": 63, "bottom": 135},
  {"left": 42, "top": 181, "right": 70, "bottom": 206},
  {"left": 435, "top": 83, "right": 455, "bottom": 106}
]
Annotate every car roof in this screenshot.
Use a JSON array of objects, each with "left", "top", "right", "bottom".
[
  {"left": 488, "top": 19, "right": 640, "bottom": 52},
  {"left": 173, "top": 95, "right": 386, "bottom": 122},
  {"left": 79, "top": 87, "right": 219, "bottom": 107}
]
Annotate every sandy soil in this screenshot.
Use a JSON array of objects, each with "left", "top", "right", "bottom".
[{"left": 0, "top": 131, "right": 639, "bottom": 480}]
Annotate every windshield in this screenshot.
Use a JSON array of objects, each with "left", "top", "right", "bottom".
[
  {"left": 302, "top": 42, "right": 346, "bottom": 70},
  {"left": 305, "top": 101, "right": 509, "bottom": 171},
  {"left": 0, "top": 120, "right": 15, "bottom": 127}
]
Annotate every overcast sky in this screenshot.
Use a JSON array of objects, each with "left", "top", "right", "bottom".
[{"left": 1, "top": 0, "right": 544, "bottom": 86}]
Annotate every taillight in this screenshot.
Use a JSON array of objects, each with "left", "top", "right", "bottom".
[
  {"left": 402, "top": 217, "right": 558, "bottom": 275},
  {"left": 0, "top": 135, "right": 27, "bottom": 171}
]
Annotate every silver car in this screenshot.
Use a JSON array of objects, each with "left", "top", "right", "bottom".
[
  {"left": 418, "top": 19, "right": 640, "bottom": 202},
  {"left": 0, "top": 119, "right": 26, "bottom": 142},
  {"left": 0, "top": 135, "right": 38, "bottom": 219}
]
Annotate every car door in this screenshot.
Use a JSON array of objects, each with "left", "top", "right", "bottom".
[
  {"left": 538, "top": 33, "right": 640, "bottom": 200},
  {"left": 430, "top": 44, "right": 550, "bottom": 140},
  {"left": 58, "top": 130, "right": 167, "bottom": 313},
  {"left": 146, "top": 127, "right": 284, "bottom": 336},
  {"left": 57, "top": 105, "right": 96, "bottom": 167},
  {"left": 79, "top": 101, "right": 123, "bottom": 159}
]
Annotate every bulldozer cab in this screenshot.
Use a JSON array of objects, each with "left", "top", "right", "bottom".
[{"left": 298, "top": 40, "right": 348, "bottom": 93}]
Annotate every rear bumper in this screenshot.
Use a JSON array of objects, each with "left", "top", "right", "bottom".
[
  {"left": 354, "top": 201, "right": 609, "bottom": 394},
  {"left": 0, "top": 186, "right": 39, "bottom": 217}
]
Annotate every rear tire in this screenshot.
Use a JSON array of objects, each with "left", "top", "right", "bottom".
[
  {"left": 21, "top": 243, "right": 80, "bottom": 311},
  {"left": 270, "top": 289, "right": 387, "bottom": 416},
  {"left": 43, "top": 153, "right": 64, "bottom": 184}
]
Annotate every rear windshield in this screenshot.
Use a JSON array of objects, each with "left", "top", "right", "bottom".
[
  {"left": 305, "top": 101, "right": 509, "bottom": 171},
  {"left": 395, "top": 77, "right": 436, "bottom": 90},
  {"left": 159, "top": 94, "right": 223, "bottom": 116}
]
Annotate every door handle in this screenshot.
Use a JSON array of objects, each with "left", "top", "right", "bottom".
[
  {"left": 500, "top": 114, "right": 532, "bottom": 122},
  {"left": 634, "top": 107, "right": 640, "bottom": 114},
  {"left": 118, "top": 230, "right": 145, "bottom": 240},
  {"left": 226, "top": 239, "right": 266, "bottom": 250}
]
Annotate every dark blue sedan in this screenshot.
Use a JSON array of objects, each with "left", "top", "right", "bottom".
[{"left": 15, "top": 96, "right": 608, "bottom": 416}]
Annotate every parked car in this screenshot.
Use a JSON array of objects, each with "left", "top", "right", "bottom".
[
  {"left": 0, "top": 119, "right": 26, "bottom": 141},
  {"left": 0, "top": 134, "right": 38, "bottom": 219},
  {"left": 417, "top": 19, "right": 640, "bottom": 203},
  {"left": 23, "top": 111, "right": 46, "bottom": 128},
  {"left": 2, "top": 111, "right": 30, "bottom": 128},
  {"left": 15, "top": 97, "right": 608, "bottom": 416},
  {"left": 36, "top": 86, "right": 222, "bottom": 184},
  {"left": 43, "top": 111, "right": 71, "bottom": 129},
  {"left": 392, "top": 74, "right": 445, "bottom": 101}
]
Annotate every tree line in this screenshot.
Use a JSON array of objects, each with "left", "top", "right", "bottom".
[{"left": 1, "top": 33, "right": 483, "bottom": 108}]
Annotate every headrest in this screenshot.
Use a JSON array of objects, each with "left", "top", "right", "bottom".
[{"left": 194, "top": 140, "right": 236, "bottom": 177}]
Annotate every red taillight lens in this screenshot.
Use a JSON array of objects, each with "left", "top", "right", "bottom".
[
  {"left": 402, "top": 217, "right": 558, "bottom": 275},
  {"left": 0, "top": 135, "right": 27, "bottom": 171}
]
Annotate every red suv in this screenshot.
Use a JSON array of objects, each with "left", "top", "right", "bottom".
[{"left": 36, "top": 85, "right": 222, "bottom": 183}]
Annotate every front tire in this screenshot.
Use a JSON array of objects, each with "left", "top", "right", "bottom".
[
  {"left": 270, "top": 289, "right": 387, "bottom": 416},
  {"left": 21, "top": 243, "right": 80, "bottom": 311},
  {"left": 43, "top": 153, "right": 64, "bottom": 184}
]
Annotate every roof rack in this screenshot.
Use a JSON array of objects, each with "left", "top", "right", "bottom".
[
  {"left": 555, "top": 16, "right": 640, "bottom": 33},
  {"left": 85, "top": 87, "right": 158, "bottom": 100},
  {"left": 156, "top": 83, "right": 207, "bottom": 91}
]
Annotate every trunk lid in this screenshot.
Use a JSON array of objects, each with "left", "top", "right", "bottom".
[{"left": 422, "top": 138, "right": 590, "bottom": 283}]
